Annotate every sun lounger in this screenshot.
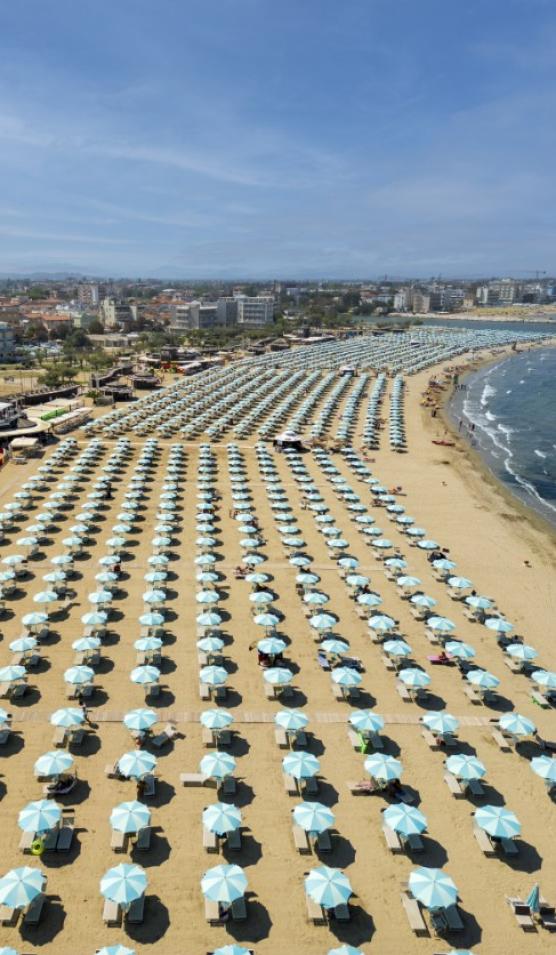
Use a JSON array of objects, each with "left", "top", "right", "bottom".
[
  {"left": 105, "top": 763, "right": 119, "bottom": 779},
  {"left": 205, "top": 898, "right": 224, "bottom": 924},
  {"left": 382, "top": 654, "right": 396, "bottom": 671},
  {"left": 397, "top": 682, "right": 411, "bottom": 703},
  {"left": 103, "top": 898, "right": 121, "bottom": 926},
  {"left": 317, "top": 829, "right": 332, "bottom": 853},
  {"left": 334, "top": 903, "right": 350, "bottom": 921},
  {"left": 283, "top": 772, "right": 298, "bottom": 795},
  {"left": 56, "top": 813, "right": 75, "bottom": 851},
  {"left": 215, "top": 685, "right": 228, "bottom": 701},
  {"left": 141, "top": 774, "right": 156, "bottom": 798},
  {"left": 303, "top": 776, "right": 319, "bottom": 795},
  {"left": 151, "top": 723, "right": 177, "bottom": 748},
  {"left": 539, "top": 904, "right": 556, "bottom": 930},
  {"left": 0, "top": 727, "right": 10, "bottom": 745},
  {"left": 464, "top": 685, "right": 482, "bottom": 705},
  {"left": 199, "top": 683, "right": 211, "bottom": 701},
  {"left": 0, "top": 905, "right": 18, "bottom": 926},
  {"left": 332, "top": 682, "right": 344, "bottom": 701},
  {"left": 127, "top": 894, "right": 144, "bottom": 924},
  {"left": 442, "top": 905, "right": 464, "bottom": 932},
  {"left": 347, "top": 779, "right": 379, "bottom": 795},
  {"left": 506, "top": 898, "right": 535, "bottom": 931},
  {"left": 220, "top": 776, "right": 236, "bottom": 796},
  {"left": 53, "top": 726, "right": 68, "bottom": 748},
  {"left": 226, "top": 828, "right": 242, "bottom": 851},
  {"left": 180, "top": 773, "right": 213, "bottom": 787},
  {"left": 293, "top": 824, "right": 310, "bottom": 853},
  {"left": 473, "top": 824, "right": 496, "bottom": 856},
  {"left": 69, "top": 728, "right": 84, "bottom": 747},
  {"left": 275, "top": 727, "right": 289, "bottom": 749},
  {"left": 501, "top": 837, "right": 519, "bottom": 857},
  {"left": 135, "top": 827, "right": 151, "bottom": 851},
  {"left": 111, "top": 830, "right": 129, "bottom": 852},
  {"left": 444, "top": 772, "right": 464, "bottom": 798},
  {"left": 202, "top": 727, "right": 216, "bottom": 747},
  {"left": 406, "top": 833, "right": 425, "bottom": 853},
  {"left": 19, "top": 830, "right": 35, "bottom": 853},
  {"left": 146, "top": 683, "right": 160, "bottom": 699},
  {"left": 203, "top": 827, "right": 218, "bottom": 853},
  {"left": 306, "top": 896, "right": 326, "bottom": 924},
  {"left": 231, "top": 896, "right": 247, "bottom": 921},
  {"left": 401, "top": 891, "right": 427, "bottom": 936},
  {"left": 466, "top": 778, "right": 484, "bottom": 797},
  {"left": 531, "top": 690, "right": 550, "bottom": 709},
  {"left": 422, "top": 728, "right": 441, "bottom": 750},
  {"left": 383, "top": 824, "right": 403, "bottom": 853},
  {"left": 293, "top": 729, "right": 307, "bottom": 748},
  {"left": 23, "top": 893, "right": 44, "bottom": 925}
]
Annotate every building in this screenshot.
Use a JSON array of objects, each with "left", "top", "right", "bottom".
[
  {"left": 101, "top": 298, "right": 139, "bottom": 328},
  {"left": 170, "top": 302, "right": 219, "bottom": 332},
  {"left": 393, "top": 288, "right": 410, "bottom": 311},
  {"left": 0, "top": 322, "right": 16, "bottom": 361},
  {"left": 409, "top": 291, "right": 430, "bottom": 314},
  {"left": 429, "top": 287, "right": 465, "bottom": 312},
  {"left": 236, "top": 295, "right": 275, "bottom": 326},
  {"left": 216, "top": 297, "right": 239, "bottom": 326},
  {"left": 477, "top": 281, "right": 517, "bottom": 307},
  {"left": 77, "top": 283, "right": 100, "bottom": 309}
]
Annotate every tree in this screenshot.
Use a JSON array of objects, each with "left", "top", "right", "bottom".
[{"left": 87, "top": 318, "right": 105, "bottom": 334}]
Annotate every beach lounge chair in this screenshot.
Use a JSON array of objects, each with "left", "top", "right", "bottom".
[
  {"left": 56, "top": 811, "right": 75, "bottom": 851},
  {"left": 539, "top": 904, "right": 556, "bottom": 930},
  {"left": 231, "top": 895, "right": 247, "bottom": 921},
  {"left": 205, "top": 898, "right": 224, "bottom": 925},
  {"left": 347, "top": 778, "right": 379, "bottom": 796},
  {"left": 180, "top": 772, "right": 213, "bottom": 787},
  {"left": 199, "top": 683, "right": 211, "bottom": 701},
  {"left": 465, "top": 778, "right": 484, "bottom": 797},
  {"left": 306, "top": 896, "right": 326, "bottom": 924},
  {"left": 292, "top": 729, "right": 307, "bottom": 748},
  {"left": 0, "top": 905, "right": 18, "bottom": 926},
  {"left": 334, "top": 903, "right": 350, "bottom": 921},
  {"left": 293, "top": 824, "right": 310, "bottom": 853},
  {"left": 401, "top": 891, "right": 428, "bottom": 936},
  {"left": 464, "top": 685, "right": 482, "bottom": 705},
  {"left": 226, "top": 828, "right": 242, "bottom": 851},
  {"left": 102, "top": 899, "right": 122, "bottom": 926},
  {"left": 444, "top": 772, "right": 464, "bottom": 798},
  {"left": 141, "top": 774, "right": 156, "bottom": 798},
  {"left": 317, "top": 829, "right": 332, "bottom": 853},
  {"left": 220, "top": 776, "right": 237, "bottom": 797},
  {"left": 111, "top": 830, "right": 129, "bottom": 852},
  {"left": 303, "top": 776, "right": 319, "bottom": 796},
  {"left": 151, "top": 723, "right": 178, "bottom": 748},
  {"left": 383, "top": 824, "right": 403, "bottom": 854},
  {"left": 53, "top": 726, "right": 68, "bottom": 748},
  {"left": 405, "top": 833, "right": 425, "bottom": 853},
  {"left": 381, "top": 653, "right": 396, "bottom": 671},
  {"left": 127, "top": 894, "right": 144, "bottom": 923},
  {"left": 203, "top": 827, "right": 218, "bottom": 853},
  {"left": 397, "top": 682, "right": 411, "bottom": 703},
  {"left": 473, "top": 824, "right": 496, "bottom": 857},
  {"left": 500, "top": 837, "right": 519, "bottom": 857},
  {"left": 283, "top": 773, "right": 298, "bottom": 795},
  {"left": 422, "top": 728, "right": 442, "bottom": 750},
  {"left": 275, "top": 727, "right": 289, "bottom": 749},
  {"left": 0, "top": 726, "right": 11, "bottom": 745},
  {"left": 19, "top": 830, "right": 35, "bottom": 853},
  {"left": 506, "top": 898, "right": 535, "bottom": 931},
  {"left": 531, "top": 690, "right": 550, "bottom": 709},
  {"left": 135, "top": 826, "right": 151, "bottom": 851},
  {"left": 23, "top": 893, "right": 45, "bottom": 926}
]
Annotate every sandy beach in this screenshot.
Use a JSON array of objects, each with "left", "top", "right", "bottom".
[{"left": 0, "top": 347, "right": 554, "bottom": 955}]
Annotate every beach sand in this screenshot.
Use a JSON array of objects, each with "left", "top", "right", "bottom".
[{"left": 0, "top": 351, "right": 554, "bottom": 955}]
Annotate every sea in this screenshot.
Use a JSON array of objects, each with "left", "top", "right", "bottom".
[{"left": 447, "top": 344, "right": 556, "bottom": 528}]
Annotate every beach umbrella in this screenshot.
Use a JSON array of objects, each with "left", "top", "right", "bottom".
[
  {"left": 418, "top": 540, "right": 439, "bottom": 550},
  {"left": 445, "top": 754, "right": 486, "bottom": 780},
  {"left": 243, "top": 554, "right": 265, "bottom": 566},
  {"left": 0, "top": 947, "right": 20, "bottom": 955},
  {"left": 196, "top": 611, "right": 223, "bottom": 628},
  {"left": 0, "top": 665, "right": 26, "bottom": 684},
  {"left": 117, "top": 751, "right": 157, "bottom": 779},
  {"left": 466, "top": 596, "right": 492, "bottom": 610},
  {"left": 123, "top": 709, "right": 158, "bottom": 733},
  {"left": 50, "top": 707, "right": 85, "bottom": 729},
  {"left": 304, "top": 866, "right": 352, "bottom": 909},
  {"left": 331, "top": 667, "right": 362, "bottom": 688},
  {"left": 383, "top": 803, "right": 427, "bottom": 836},
  {"left": 357, "top": 593, "right": 383, "bottom": 608},
  {"left": 368, "top": 614, "right": 396, "bottom": 631},
  {"left": 196, "top": 590, "right": 219, "bottom": 605},
  {"left": 349, "top": 710, "right": 384, "bottom": 734},
  {"left": 364, "top": 753, "right": 402, "bottom": 781},
  {"left": 383, "top": 639, "right": 411, "bottom": 658},
  {"left": 397, "top": 576, "right": 421, "bottom": 588},
  {"left": 372, "top": 538, "right": 393, "bottom": 549},
  {"left": 22, "top": 611, "right": 48, "bottom": 629},
  {"left": 197, "top": 571, "right": 220, "bottom": 585},
  {"left": 0, "top": 707, "right": 10, "bottom": 726},
  {"left": 110, "top": 801, "right": 151, "bottom": 834},
  {"left": 200, "top": 709, "right": 234, "bottom": 730},
  {"left": 485, "top": 617, "right": 513, "bottom": 633},
  {"left": 410, "top": 594, "right": 437, "bottom": 609},
  {"left": 72, "top": 636, "right": 100, "bottom": 653},
  {"left": 309, "top": 613, "right": 337, "bottom": 631},
  {"left": 345, "top": 574, "right": 370, "bottom": 588},
  {"left": 399, "top": 667, "right": 431, "bottom": 689},
  {"left": 338, "top": 557, "right": 359, "bottom": 570},
  {"left": 531, "top": 755, "right": 556, "bottom": 784},
  {"left": 211, "top": 948, "right": 252, "bottom": 955},
  {"left": 98, "top": 556, "right": 119, "bottom": 568},
  {"left": 432, "top": 558, "right": 456, "bottom": 571},
  {"left": 64, "top": 665, "right": 94, "bottom": 686},
  {"left": 80, "top": 611, "right": 108, "bottom": 629},
  {"left": 34, "top": 751, "right": 74, "bottom": 778},
  {"left": 135, "top": 636, "right": 163, "bottom": 652},
  {"left": 532, "top": 670, "right": 556, "bottom": 689},
  {"left": 130, "top": 665, "right": 160, "bottom": 686},
  {"left": 33, "top": 591, "right": 57, "bottom": 605},
  {"left": 139, "top": 611, "right": 165, "bottom": 628},
  {"left": 406, "top": 527, "right": 426, "bottom": 538},
  {"left": 525, "top": 884, "right": 541, "bottom": 914},
  {"left": 89, "top": 591, "right": 113, "bottom": 605},
  {"left": 422, "top": 712, "right": 459, "bottom": 735},
  {"left": 197, "top": 636, "right": 224, "bottom": 653},
  {"left": 304, "top": 591, "right": 330, "bottom": 606},
  {"left": 498, "top": 713, "right": 536, "bottom": 738},
  {"left": 96, "top": 947, "right": 136, "bottom": 955},
  {"left": 249, "top": 590, "right": 274, "bottom": 605},
  {"left": 257, "top": 637, "right": 286, "bottom": 655},
  {"left": 447, "top": 577, "right": 472, "bottom": 590},
  {"left": 327, "top": 948, "right": 364, "bottom": 955},
  {"left": 0, "top": 867, "right": 44, "bottom": 909},
  {"left": 100, "top": 863, "right": 147, "bottom": 907},
  {"left": 0, "top": 570, "right": 16, "bottom": 584},
  {"left": 466, "top": 669, "right": 500, "bottom": 690},
  {"left": 201, "top": 864, "right": 247, "bottom": 903},
  {"left": 475, "top": 805, "right": 521, "bottom": 839},
  {"left": 18, "top": 800, "right": 61, "bottom": 834},
  {"left": 9, "top": 637, "right": 37, "bottom": 654},
  {"left": 408, "top": 867, "right": 457, "bottom": 910},
  {"left": 200, "top": 751, "right": 236, "bottom": 779},
  {"left": 142, "top": 589, "right": 166, "bottom": 605},
  {"left": 289, "top": 555, "right": 311, "bottom": 568},
  {"left": 384, "top": 558, "right": 407, "bottom": 570},
  {"left": 200, "top": 665, "right": 228, "bottom": 686},
  {"left": 43, "top": 571, "right": 68, "bottom": 586},
  {"left": 293, "top": 802, "right": 335, "bottom": 834},
  {"left": 2, "top": 555, "right": 25, "bottom": 567},
  {"left": 203, "top": 802, "right": 242, "bottom": 835},
  {"left": 506, "top": 643, "right": 538, "bottom": 662},
  {"left": 427, "top": 616, "right": 456, "bottom": 633},
  {"left": 275, "top": 709, "right": 308, "bottom": 732},
  {"left": 283, "top": 751, "right": 320, "bottom": 779},
  {"left": 445, "top": 641, "right": 475, "bottom": 659},
  {"left": 263, "top": 667, "right": 293, "bottom": 686},
  {"left": 246, "top": 572, "right": 271, "bottom": 585},
  {"left": 253, "top": 612, "right": 280, "bottom": 630},
  {"left": 321, "top": 638, "right": 350, "bottom": 655}
]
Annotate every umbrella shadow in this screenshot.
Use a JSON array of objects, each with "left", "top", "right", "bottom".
[
  {"left": 74, "top": 733, "right": 101, "bottom": 757},
  {"left": 12, "top": 686, "right": 41, "bottom": 707},
  {"left": 311, "top": 781, "right": 339, "bottom": 808},
  {"left": 159, "top": 658, "right": 177, "bottom": 675},
  {"left": 95, "top": 657, "right": 115, "bottom": 676},
  {"left": 131, "top": 829, "right": 171, "bottom": 867},
  {"left": 350, "top": 691, "right": 376, "bottom": 710},
  {"left": 101, "top": 630, "right": 120, "bottom": 647},
  {"left": 471, "top": 783, "right": 505, "bottom": 807},
  {"left": 417, "top": 692, "right": 446, "bottom": 711},
  {"left": 448, "top": 907, "right": 482, "bottom": 947},
  {"left": 327, "top": 902, "right": 375, "bottom": 945},
  {"left": 41, "top": 833, "right": 82, "bottom": 867},
  {"left": 88, "top": 688, "right": 109, "bottom": 708},
  {"left": 150, "top": 689, "right": 175, "bottom": 708},
  {"left": 40, "top": 630, "right": 61, "bottom": 646},
  {"left": 306, "top": 733, "right": 325, "bottom": 757},
  {"left": 58, "top": 779, "right": 91, "bottom": 805},
  {"left": 222, "top": 690, "right": 243, "bottom": 709},
  {"left": 450, "top": 740, "right": 477, "bottom": 756},
  {"left": 149, "top": 780, "right": 175, "bottom": 809},
  {"left": 229, "top": 735, "right": 250, "bottom": 758},
  {"left": 484, "top": 694, "right": 514, "bottom": 713},
  {"left": 0, "top": 731, "right": 24, "bottom": 756},
  {"left": 222, "top": 830, "right": 262, "bottom": 867},
  {"left": 285, "top": 689, "right": 308, "bottom": 708},
  {"left": 502, "top": 840, "right": 543, "bottom": 873},
  {"left": 20, "top": 895, "right": 66, "bottom": 944},
  {"left": 223, "top": 658, "right": 239, "bottom": 675},
  {"left": 225, "top": 895, "right": 272, "bottom": 943},
  {"left": 125, "top": 895, "right": 170, "bottom": 943},
  {"left": 416, "top": 836, "right": 448, "bottom": 866},
  {"left": 323, "top": 832, "right": 356, "bottom": 866},
  {"left": 33, "top": 658, "right": 52, "bottom": 675},
  {"left": 227, "top": 781, "right": 255, "bottom": 808},
  {"left": 381, "top": 736, "right": 401, "bottom": 757}
]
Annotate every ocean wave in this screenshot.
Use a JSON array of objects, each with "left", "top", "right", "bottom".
[
  {"left": 534, "top": 449, "right": 547, "bottom": 459},
  {"left": 480, "top": 383, "right": 497, "bottom": 406}
]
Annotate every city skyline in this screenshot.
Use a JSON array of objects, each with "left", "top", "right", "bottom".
[{"left": 1, "top": 0, "right": 555, "bottom": 277}]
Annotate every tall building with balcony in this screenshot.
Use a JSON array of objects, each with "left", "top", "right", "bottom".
[{"left": 236, "top": 295, "right": 275, "bottom": 326}]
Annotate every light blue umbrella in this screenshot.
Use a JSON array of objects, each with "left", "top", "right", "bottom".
[
  {"left": 22, "top": 611, "right": 48, "bottom": 628},
  {"left": 304, "top": 591, "right": 330, "bottom": 606},
  {"left": 257, "top": 637, "right": 286, "bottom": 655},
  {"left": 196, "top": 590, "right": 219, "bottom": 605},
  {"left": 135, "top": 636, "right": 163, "bottom": 652},
  {"left": 384, "top": 558, "right": 407, "bottom": 570},
  {"left": 139, "top": 611, "right": 165, "bottom": 628},
  {"left": 253, "top": 612, "right": 281, "bottom": 630},
  {"left": 96, "top": 947, "right": 136, "bottom": 955},
  {"left": 144, "top": 571, "right": 167, "bottom": 585},
  {"left": 364, "top": 753, "right": 402, "bottom": 781},
  {"left": 196, "top": 611, "right": 223, "bottom": 628},
  {"left": 43, "top": 571, "right": 67, "bottom": 585},
  {"left": 357, "top": 593, "right": 383, "bottom": 608},
  {"left": 445, "top": 754, "right": 486, "bottom": 780},
  {"left": 338, "top": 557, "right": 359, "bottom": 570},
  {"left": 283, "top": 751, "right": 320, "bottom": 779},
  {"left": 532, "top": 670, "right": 556, "bottom": 689},
  {"left": 275, "top": 710, "right": 308, "bottom": 732},
  {"left": 249, "top": 591, "right": 274, "bottom": 605},
  {"left": 64, "top": 665, "right": 94, "bottom": 685},
  {"left": 197, "top": 636, "right": 224, "bottom": 653},
  {"left": 304, "top": 866, "right": 352, "bottom": 909},
  {"left": 485, "top": 617, "right": 513, "bottom": 633},
  {"left": 117, "top": 751, "right": 157, "bottom": 779},
  {"left": 331, "top": 667, "right": 362, "bottom": 687},
  {"left": 372, "top": 538, "right": 393, "bottom": 549},
  {"left": 34, "top": 750, "right": 74, "bottom": 778},
  {"left": 418, "top": 539, "right": 439, "bottom": 550},
  {"left": 408, "top": 867, "right": 457, "bottom": 909},
  {"left": 211, "top": 947, "right": 252, "bottom": 955},
  {"left": 397, "top": 576, "right": 421, "bottom": 588},
  {"left": 531, "top": 755, "right": 556, "bottom": 784},
  {"left": 466, "top": 595, "right": 493, "bottom": 610},
  {"left": 203, "top": 802, "right": 242, "bottom": 835},
  {"left": 130, "top": 663, "right": 160, "bottom": 687},
  {"left": 498, "top": 713, "right": 536, "bottom": 738},
  {"left": 432, "top": 559, "right": 456, "bottom": 571},
  {"left": 33, "top": 591, "right": 57, "bottom": 605},
  {"left": 89, "top": 591, "right": 112, "bottom": 605},
  {"left": 447, "top": 577, "right": 472, "bottom": 590},
  {"left": 466, "top": 669, "right": 499, "bottom": 690},
  {"left": 100, "top": 863, "right": 147, "bottom": 907},
  {"left": 246, "top": 573, "right": 271, "bottom": 585},
  {"left": 81, "top": 610, "right": 109, "bottom": 627},
  {"left": 123, "top": 709, "right": 158, "bottom": 732},
  {"left": 328, "top": 947, "right": 365, "bottom": 955},
  {"left": 321, "top": 638, "right": 350, "bottom": 655},
  {"left": 200, "top": 665, "right": 228, "bottom": 686},
  {"left": 143, "top": 589, "right": 166, "bottom": 605},
  {"left": 399, "top": 667, "right": 431, "bottom": 689},
  {"left": 506, "top": 643, "right": 538, "bottom": 662},
  {"left": 201, "top": 864, "right": 247, "bottom": 903},
  {"left": 289, "top": 556, "right": 312, "bottom": 568},
  {"left": 423, "top": 712, "right": 459, "bottom": 735},
  {"left": 475, "top": 805, "right": 521, "bottom": 839},
  {"left": 200, "top": 709, "right": 234, "bottom": 730},
  {"left": 263, "top": 667, "right": 293, "bottom": 686},
  {"left": 18, "top": 799, "right": 61, "bottom": 834},
  {"left": 50, "top": 707, "right": 84, "bottom": 729},
  {"left": 0, "top": 867, "right": 45, "bottom": 909},
  {"left": 349, "top": 710, "right": 384, "bottom": 734},
  {"left": 445, "top": 641, "right": 475, "bottom": 659},
  {"left": 383, "top": 639, "right": 411, "bottom": 657},
  {"left": 293, "top": 801, "right": 335, "bottom": 833},
  {"left": 309, "top": 613, "right": 337, "bottom": 631},
  {"left": 9, "top": 637, "right": 36, "bottom": 654},
  {"left": 345, "top": 574, "right": 370, "bottom": 588},
  {"left": 110, "top": 801, "right": 151, "bottom": 834},
  {"left": 368, "top": 614, "right": 396, "bottom": 631},
  {"left": 410, "top": 594, "right": 437, "bottom": 609},
  {"left": 525, "top": 884, "right": 540, "bottom": 914},
  {"left": 0, "top": 947, "right": 20, "bottom": 955},
  {"left": 200, "top": 751, "right": 236, "bottom": 779},
  {"left": 427, "top": 616, "right": 456, "bottom": 633},
  {"left": 383, "top": 803, "right": 427, "bottom": 836},
  {"left": 72, "top": 636, "right": 100, "bottom": 653}
]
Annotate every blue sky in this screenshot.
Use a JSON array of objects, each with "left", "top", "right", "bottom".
[{"left": 0, "top": 0, "right": 555, "bottom": 278}]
